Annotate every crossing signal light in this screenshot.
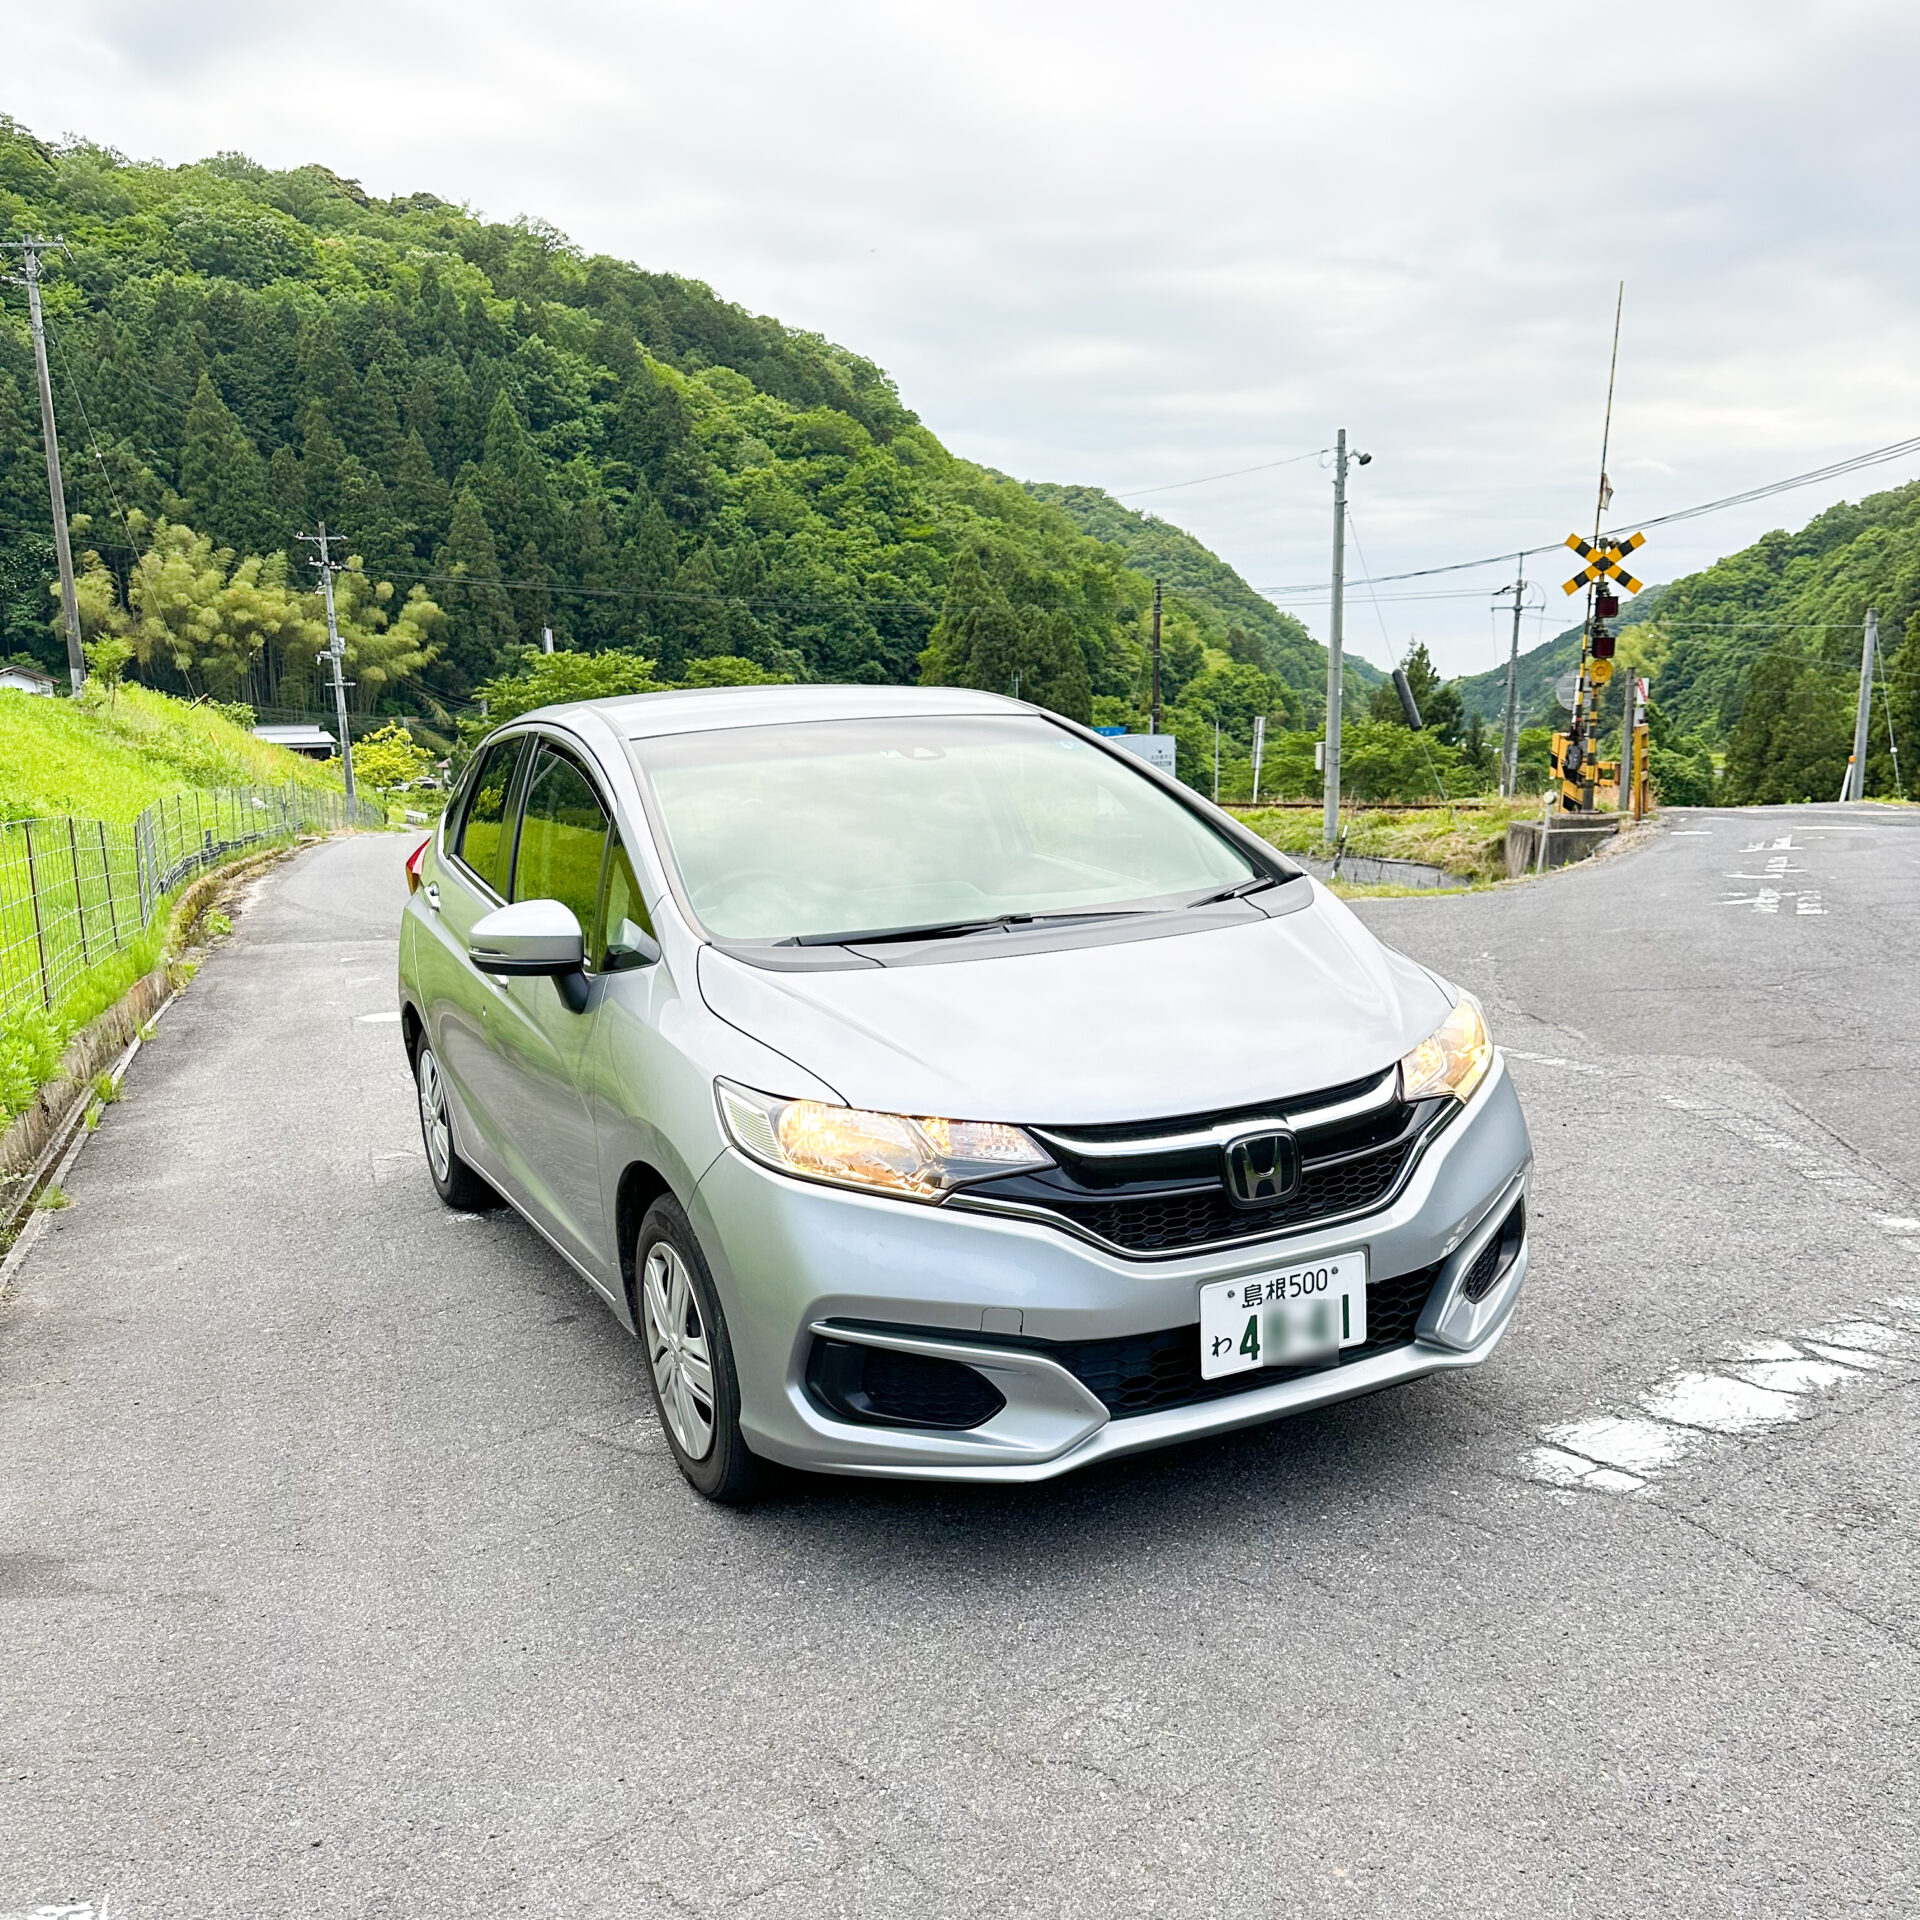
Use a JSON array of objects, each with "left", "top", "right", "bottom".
[{"left": 1591, "top": 625, "right": 1616, "bottom": 660}]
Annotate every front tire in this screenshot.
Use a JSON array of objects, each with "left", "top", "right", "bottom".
[
  {"left": 414, "top": 1041, "right": 497, "bottom": 1211},
  {"left": 635, "top": 1196, "right": 760, "bottom": 1504}
]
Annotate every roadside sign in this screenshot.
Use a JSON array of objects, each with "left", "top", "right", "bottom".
[
  {"left": 1093, "top": 724, "right": 1127, "bottom": 736},
  {"left": 1553, "top": 670, "right": 1581, "bottom": 710},
  {"left": 1115, "top": 733, "right": 1177, "bottom": 774}
]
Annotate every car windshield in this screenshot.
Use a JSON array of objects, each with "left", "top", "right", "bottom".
[{"left": 628, "top": 713, "right": 1261, "bottom": 943}]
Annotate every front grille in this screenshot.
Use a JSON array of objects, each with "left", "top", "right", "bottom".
[
  {"left": 805, "top": 1338, "right": 1006, "bottom": 1431},
  {"left": 960, "top": 1090, "right": 1452, "bottom": 1255},
  {"left": 1045, "top": 1260, "right": 1446, "bottom": 1418},
  {"left": 1059, "top": 1145, "right": 1415, "bottom": 1253}
]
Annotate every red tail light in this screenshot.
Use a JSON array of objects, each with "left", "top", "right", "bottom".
[{"left": 405, "top": 836, "right": 430, "bottom": 895}]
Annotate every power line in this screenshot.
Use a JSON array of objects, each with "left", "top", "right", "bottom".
[
  {"left": 1260, "top": 430, "right": 1920, "bottom": 596},
  {"left": 1114, "top": 448, "right": 1327, "bottom": 501}
]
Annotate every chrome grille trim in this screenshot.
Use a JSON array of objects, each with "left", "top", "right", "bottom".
[{"left": 1029, "top": 1067, "right": 1401, "bottom": 1162}]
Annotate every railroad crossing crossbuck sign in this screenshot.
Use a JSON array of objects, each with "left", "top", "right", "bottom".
[{"left": 1562, "top": 530, "right": 1646, "bottom": 596}]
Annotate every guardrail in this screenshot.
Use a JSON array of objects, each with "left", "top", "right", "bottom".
[{"left": 0, "top": 784, "right": 382, "bottom": 1021}]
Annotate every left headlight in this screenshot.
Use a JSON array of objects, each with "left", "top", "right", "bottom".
[
  {"left": 1398, "top": 994, "right": 1494, "bottom": 1104},
  {"left": 716, "top": 1081, "right": 1053, "bottom": 1202}
]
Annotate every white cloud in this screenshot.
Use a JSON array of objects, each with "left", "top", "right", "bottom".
[{"left": 10, "top": 0, "right": 1920, "bottom": 673}]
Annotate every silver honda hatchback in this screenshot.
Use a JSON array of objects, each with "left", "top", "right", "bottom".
[{"left": 398, "top": 686, "right": 1532, "bottom": 1501}]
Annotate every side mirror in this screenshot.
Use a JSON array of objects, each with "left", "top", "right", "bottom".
[{"left": 470, "top": 899, "right": 589, "bottom": 1010}]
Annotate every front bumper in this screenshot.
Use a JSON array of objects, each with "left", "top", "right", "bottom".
[{"left": 687, "top": 1054, "right": 1533, "bottom": 1482}]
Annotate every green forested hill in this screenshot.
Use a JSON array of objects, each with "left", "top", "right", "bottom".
[
  {"left": 1642, "top": 481, "right": 1920, "bottom": 742},
  {"left": 1024, "top": 482, "right": 1381, "bottom": 714},
  {"left": 0, "top": 112, "right": 1339, "bottom": 737},
  {"left": 1454, "top": 483, "right": 1920, "bottom": 800},
  {"left": 1455, "top": 587, "right": 1665, "bottom": 729}
]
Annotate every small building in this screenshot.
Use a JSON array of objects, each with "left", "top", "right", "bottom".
[
  {"left": 0, "top": 663, "right": 57, "bottom": 697},
  {"left": 253, "top": 723, "right": 338, "bottom": 760}
]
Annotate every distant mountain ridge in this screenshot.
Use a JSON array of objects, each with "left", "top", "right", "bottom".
[{"left": 1024, "top": 482, "right": 1384, "bottom": 708}]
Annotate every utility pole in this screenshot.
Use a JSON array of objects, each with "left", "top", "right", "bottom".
[
  {"left": 3, "top": 238, "right": 86, "bottom": 693},
  {"left": 1564, "top": 284, "right": 1625, "bottom": 815},
  {"left": 1149, "top": 579, "right": 1163, "bottom": 734},
  {"left": 302, "top": 522, "right": 356, "bottom": 803},
  {"left": 1322, "top": 429, "right": 1349, "bottom": 846},
  {"left": 1493, "top": 556, "right": 1526, "bottom": 797},
  {"left": 1847, "top": 608, "right": 1877, "bottom": 802}
]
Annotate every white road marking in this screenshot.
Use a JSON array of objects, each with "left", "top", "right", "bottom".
[
  {"left": 356, "top": 1009, "right": 403, "bottom": 1023},
  {"left": 1805, "top": 1319, "right": 1911, "bottom": 1355},
  {"left": 1796, "top": 893, "right": 1827, "bottom": 915},
  {"left": 1528, "top": 1447, "right": 1648, "bottom": 1492},
  {"left": 1526, "top": 1315, "right": 1918, "bottom": 1494},
  {"left": 1733, "top": 1338, "right": 1803, "bottom": 1361},
  {"left": 1517, "top": 1054, "right": 1920, "bottom": 1495},
  {"left": 1725, "top": 1358, "right": 1856, "bottom": 1394},
  {"left": 1719, "top": 887, "right": 1783, "bottom": 912},
  {"left": 1542, "top": 1416, "right": 1690, "bottom": 1474},
  {"left": 1640, "top": 1370, "right": 1804, "bottom": 1433}
]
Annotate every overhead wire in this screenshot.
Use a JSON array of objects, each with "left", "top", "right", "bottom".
[
  {"left": 1115, "top": 447, "right": 1327, "bottom": 501},
  {"left": 1258, "top": 429, "right": 1920, "bottom": 597}
]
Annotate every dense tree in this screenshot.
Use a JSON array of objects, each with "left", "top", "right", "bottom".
[
  {"left": 1369, "top": 641, "right": 1463, "bottom": 742},
  {"left": 177, "top": 374, "right": 272, "bottom": 558},
  {"left": 1720, "top": 643, "right": 1853, "bottom": 804},
  {"left": 67, "top": 509, "right": 443, "bottom": 711}
]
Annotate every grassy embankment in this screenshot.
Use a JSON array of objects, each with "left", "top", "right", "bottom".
[
  {"left": 0, "top": 685, "right": 343, "bottom": 1122},
  {"left": 1235, "top": 800, "right": 1542, "bottom": 889}
]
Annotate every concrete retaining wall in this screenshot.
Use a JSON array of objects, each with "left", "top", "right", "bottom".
[{"left": 1505, "top": 815, "right": 1624, "bottom": 878}]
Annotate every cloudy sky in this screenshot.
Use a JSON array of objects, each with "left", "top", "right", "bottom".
[{"left": 10, "top": 0, "right": 1920, "bottom": 674}]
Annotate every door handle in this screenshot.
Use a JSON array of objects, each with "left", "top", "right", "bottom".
[{"left": 424, "top": 882, "right": 440, "bottom": 911}]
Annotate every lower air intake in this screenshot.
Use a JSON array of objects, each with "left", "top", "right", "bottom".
[
  {"left": 806, "top": 1338, "right": 1006, "bottom": 1431},
  {"left": 1461, "top": 1196, "right": 1526, "bottom": 1303}
]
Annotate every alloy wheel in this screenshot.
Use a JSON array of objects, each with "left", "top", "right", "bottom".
[
  {"left": 641, "top": 1241, "right": 716, "bottom": 1460},
  {"left": 417, "top": 1048, "right": 452, "bottom": 1183}
]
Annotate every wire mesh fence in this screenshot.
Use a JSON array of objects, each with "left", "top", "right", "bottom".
[{"left": 0, "top": 784, "right": 383, "bottom": 1022}]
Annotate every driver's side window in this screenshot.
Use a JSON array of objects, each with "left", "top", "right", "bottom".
[
  {"left": 514, "top": 744, "right": 609, "bottom": 944},
  {"left": 593, "top": 836, "right": 656, "bottom": 972}
]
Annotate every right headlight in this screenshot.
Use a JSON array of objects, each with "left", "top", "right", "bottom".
[
  {"left": 1398, "top": 994, "right": 1494, "bottom": 1104},
  {"left": 716, "top": 1080, "right": 1053, "bottom": 1202}
]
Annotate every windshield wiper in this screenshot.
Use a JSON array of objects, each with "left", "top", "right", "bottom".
[
  {"left": 786, "top": 906, "right": 1161, "bottom": 948},
  {"left": 1185, "top": 874, "right": 1285, "bottom": 908}
]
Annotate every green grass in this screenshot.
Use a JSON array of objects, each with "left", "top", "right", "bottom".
[
  {"left": 0, "top": 682, "right": 349, "bottom": 1128},
  {"left": 1237, "top": 800, "right": 1539, "bottom": 883},
  {"left": 0, "top": 908, "right": 168, "bottom": 1125},
  {"left": 0, "top": 683, "right": 343, "bottom": 823}
]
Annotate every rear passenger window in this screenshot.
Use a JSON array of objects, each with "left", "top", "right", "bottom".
[
  {"left": 514, "top": 745, "right": 610, "bottom": 937},
  {"left": 455, "top": 738, "right": 523, "bottom": 895}
]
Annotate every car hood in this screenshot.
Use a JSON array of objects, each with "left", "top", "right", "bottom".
[{"left": 694, "top": 884, "right": 1454, "bottom": 1124}]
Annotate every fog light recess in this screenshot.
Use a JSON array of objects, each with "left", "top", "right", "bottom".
[{"left": 806, "top": 1336, "right": 1006, "bottom": 1431}]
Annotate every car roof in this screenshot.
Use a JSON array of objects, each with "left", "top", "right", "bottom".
[{"left": 529, "top": 682, "right": 1034, "bottom": 742}]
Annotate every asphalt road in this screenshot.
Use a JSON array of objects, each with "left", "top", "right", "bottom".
[{"left": 3, "top": 804, "right": 1917, "bottom": 1919}]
